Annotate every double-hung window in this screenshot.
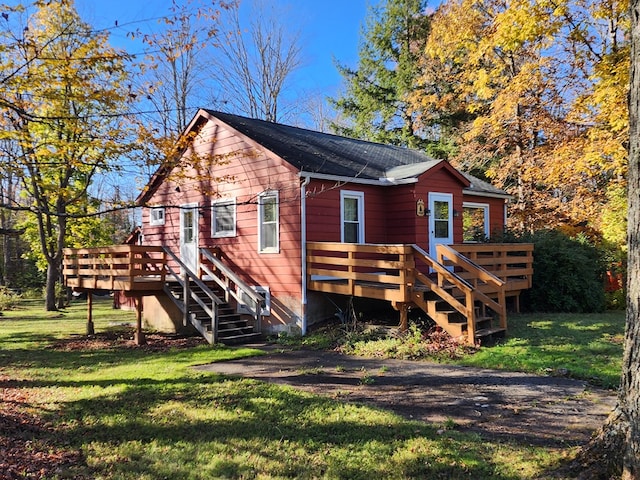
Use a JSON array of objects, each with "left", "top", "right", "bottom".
[
  {"left": 258, "top": 191, "right": 279, "bottom": 253},
  {"left": 462, "top": 202, "right": 490, "bottom": 242},
  {"left": 341, "top": 190, "right": 364, "bottom": 243},
  {"left": 212, "top": 198, "right": 236, "bottom": 238},
  {"left": 150, "top": 207, "right": 165, "bottom": 226}
]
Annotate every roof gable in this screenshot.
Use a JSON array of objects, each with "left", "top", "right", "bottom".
[
  {"left": 139, "top": 109, "right": 508, "bottom": 204},
  {"left": 207, "top": 110, "right": 444, "bottom": 181}
]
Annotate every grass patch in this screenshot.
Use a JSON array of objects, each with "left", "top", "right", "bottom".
[
  {"left": 450, "top": 311, "right": 625, "bottom": 389},
  {"left": 0, "top": 298, "right": 568, "bottom": 479},
  {"left": 286, "top": 311, "right": 625, "bottom": 389}
]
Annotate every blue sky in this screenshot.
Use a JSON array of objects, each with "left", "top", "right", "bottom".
[{"left": 75, "top": 0, "right": 370, "bottom": 99}]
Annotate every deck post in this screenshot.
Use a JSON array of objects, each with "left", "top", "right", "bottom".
[
  {"left": 86, "top": 292, "right": 95, "bottom": 336},
  {"left": 397, "top": 302, "right": 409, "bottom": 332},
  {"left": 183, "top": 272, "right": 190, "bottom": 327},
  {"left": 134, "top": 296, "right": 146, "bottom": 345}
]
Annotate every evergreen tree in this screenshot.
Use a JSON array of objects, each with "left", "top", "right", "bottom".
[{"left": 330, "top": 0, "right": 438, "bottom": 153}]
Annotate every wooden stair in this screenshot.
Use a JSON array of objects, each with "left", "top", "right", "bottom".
[
  {"left": 164, "top": 281, "right": 262, "bottom": 345},
  {"left": 410, "top": 284, "right": 506, "bottom": 344}
]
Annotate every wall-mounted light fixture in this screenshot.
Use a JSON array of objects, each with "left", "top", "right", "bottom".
[{"left": 453, "top": 209, "right": 460, "bottom": 217}]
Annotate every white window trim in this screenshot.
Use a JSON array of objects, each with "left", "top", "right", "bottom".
[
  {"left": 340, "top": 190, "right": 365, "bottom": 244},
  {"left": 150, "top": 207, "right": 165, "bottom": 226},
  {"left": 211, "top": 198, "right": 236, "bottom": 238},
  {"left": 463, "top": 201, "right": 490, "bottom": 241},
  {"left": 258, "top": 190, "right": 279, "bottom": 253}
]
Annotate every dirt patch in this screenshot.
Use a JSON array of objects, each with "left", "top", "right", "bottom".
[
  {"left": 1, "top": 332, "right": 207, "bottom": 479},
  {"left": 0, "top": 375, "right": 85, "bottom": 480},
  {"left": 196, "top": 345, "right": 617, "bottom": 448},
  {"left": 49, "top": 331, "right": 207, "bottom": 352}
]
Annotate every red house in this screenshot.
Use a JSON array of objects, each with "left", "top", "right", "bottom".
[{"left": 64, "top": 109, "right": 533, "bottom": 345}]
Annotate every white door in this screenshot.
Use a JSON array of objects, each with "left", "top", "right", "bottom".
[
  {"left": 180, "top": 203, "right": 199, "bottom": 274},
  {"left": 428, "top": 193, "right": 453, "bottom": 260}
]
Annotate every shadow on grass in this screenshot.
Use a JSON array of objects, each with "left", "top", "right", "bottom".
[{"left": 45, "top": 374, "right": 532, "bottom": 480}]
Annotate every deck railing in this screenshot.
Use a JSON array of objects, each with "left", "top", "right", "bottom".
[
  {"left": 62, "top": 245, "right": 167, "bottom": 291},
  {"left": 307, "top": 242, "right": 532, "bottom": 343},
  {"left": 448, "top": 243, "right": 534, "bottom": 290},
  {"left": 306, "top": 242, "right": 414, "bottom": 302}
]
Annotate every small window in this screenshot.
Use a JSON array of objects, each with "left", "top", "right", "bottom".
[
  {"left": 258, "top": 191, "right": 279, "bottom": 253},
  {"left": 341, "top": 191, "right": 364, "bottom": 243},
  {"left": 150, "top": 207, "right": 165, "bottom": 226},
  {"left": 463, "top": 203, "right": 490, "bottom": 242},
  {"left": 212, "top": 199, "right": 236, "bottom": 238}
]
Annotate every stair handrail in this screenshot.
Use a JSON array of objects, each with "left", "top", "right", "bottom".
[
  {"left": 436, "top": 244, "right": 505, "bottom": 289},
  {"left": 199, "top": 247, "right": 265, "bottom": 323},
  {"left": 437, "top": 244, "right": 507, "bottom": 333},
  {"left": 162, "top": 247, "right": 224, "bottom": 306},
  {"left": 411, "top": 244, "right": 477, "bottom": 342},
  {"left": 162, "top": 247, "right": 223, "bottom": 343}
]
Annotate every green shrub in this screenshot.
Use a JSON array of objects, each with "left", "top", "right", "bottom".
[
  {"left": 20, "top": 287, "right": 44, "bottom": 300},
  {"left": 507, "top": 230, "right": 606, "bottom": 313},
  {"left": 0, "top": 286, "right": 21, "bottom": 311},
  {"left": 606, "top": 289, "right": 626, "bottom": 310}
]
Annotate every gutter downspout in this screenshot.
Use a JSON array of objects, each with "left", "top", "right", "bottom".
[{"left": 300, "top": 175, "right": 311, "bottom": 336}]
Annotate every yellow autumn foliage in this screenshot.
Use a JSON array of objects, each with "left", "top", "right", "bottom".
[{"left": 412, "top": 0, "right": 629, "bottom": 241}]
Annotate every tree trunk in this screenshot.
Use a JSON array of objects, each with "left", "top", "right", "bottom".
[
  {"left": 569, "top": 2, "right": 640, "bottom": 478},
  {"left": 44, "top": 261, "right": 58, "bottom": 311},
  {"left": 619, "top": 1, "right": 640, "bottom": 475}
]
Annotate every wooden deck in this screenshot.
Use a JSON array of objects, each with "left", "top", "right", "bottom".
[
  {"left": 307, "top": 242, "right": 534, "bottom": 343},
  {"left": 63, "top": 242, "right": 533, "bottom": 344},
  {"left": 307, "top": 242, "right": 533, "bottom": 302},
  {"left": 62, "top": 245, "right": 167, "bottom": 293}
]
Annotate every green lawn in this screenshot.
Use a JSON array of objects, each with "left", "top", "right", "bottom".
[
  {"left": 0, "top": 299, "right": 623, "bottom": 479},
  {"left": 451, "top": 311, "right": 625, "bottom": 389}
]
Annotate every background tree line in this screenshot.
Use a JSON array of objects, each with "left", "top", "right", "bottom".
[
  {"left": 0, "top": 0, "right": 304, "bottom": 309},
  {"left": 333, "top": 0, "right": 628, "bottom": 251}
]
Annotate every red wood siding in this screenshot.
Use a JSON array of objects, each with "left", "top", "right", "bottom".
[
  {"left": 305, "top": 166, "right": 507, "bottom": 252},
  {"left": 142, "top": 115, "right": 303, "bottom": 320},
  {"left": 306, "top": 181, "right": 390, "bottom": 243}
]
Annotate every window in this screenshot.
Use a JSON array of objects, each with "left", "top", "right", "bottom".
[
  {"left": 463, "top": 202, "right": 490, "bottom": 242},
  {"left": 181, "top": 208, "right": 195, "bottom": 244},
  {"left": 433, "top": 200, "right": 450, "bottom": 239},
  {"left": 212, "top": 198, "right": 236, "bottom": 238},
  {"left": 150, "top": 207, "right": 165, "bottom": 226},
  {"left": 258, "top": 191, "right": 279, "bottom": 252},
  {"left": 341, "top": 191, "right": 364, "bottom": 243}
]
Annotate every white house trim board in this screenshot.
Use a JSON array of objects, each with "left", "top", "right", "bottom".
[
  {"left": 258, "top": 190, "right": 280, "bottom": 253},
  {"left": 179, "top": 203, "right": 199, "bottom": 273},
  {"left": 340, "top": 190, "right": 365, "bottom": 243}
]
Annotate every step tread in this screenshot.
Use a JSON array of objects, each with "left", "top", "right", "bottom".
[
  {"left": 474, "top": 327, "right": 506, "bottom": 337},
  {"left": 218, "top": 332, "right": 262, "bottom": 341}
]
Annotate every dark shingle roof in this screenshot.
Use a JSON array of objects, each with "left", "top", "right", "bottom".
[
  {"left": 204, "top": 110, "right": 509, "bottom": 198},
  {"left": 460, "top": 172, "right": 511, "bottom": 198},
  {"left": 208, "top": 110, "right": 441, "bottom": 180}
]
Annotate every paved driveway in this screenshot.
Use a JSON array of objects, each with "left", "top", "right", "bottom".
[{"left": 195, "top": 345, "right": 617, "bottom": 447}]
